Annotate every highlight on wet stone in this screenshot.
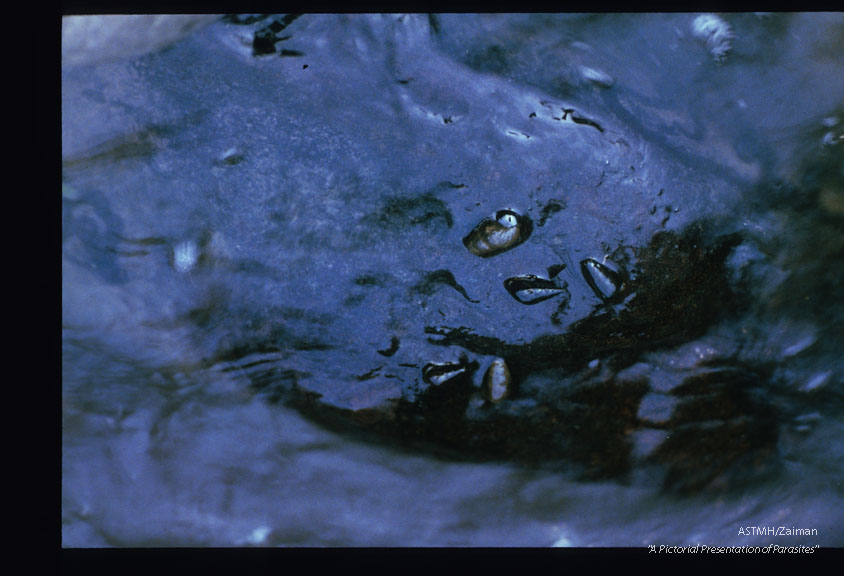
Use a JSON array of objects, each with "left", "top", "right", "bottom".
[
  {"left": 462, "top": 209, "right": 533, "bottom": 257},
  {"left": 503, "top": 275, "right": 569, "bottom": 305},
  {"left": 691, "top": 14, "right": 734, "bottom": 63},
  {"left": 580, "top": 258, "right": 624, "bottom": 301},
  {"left": 171, "top": 240, "right": 199, "bottom": 273}
]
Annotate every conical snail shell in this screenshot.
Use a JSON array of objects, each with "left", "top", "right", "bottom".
[
  {"left": 463, "top": 209, "right": 533, "bottom": 258},
  {"left": 482, "top": 358, "right": 511, "bottom": 403},
  {"left": 422, "top": 361, "right": 470, "bottom": 387},
  {"left": 503, "top": 275, "right": 568, "bottom": 305},
  {"left": 580, "top": 258, "right": 623, "bottom": 301}
]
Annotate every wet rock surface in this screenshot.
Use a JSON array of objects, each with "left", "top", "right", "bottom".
[{"left": 62, "top": 14, "right": 844, "bottom": 545}]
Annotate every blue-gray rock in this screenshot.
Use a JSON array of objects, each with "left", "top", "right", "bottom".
[
  {"left": 62, "top": 14, "right": 844, "bottom": 497},
  {"left": 62, "top": 15, "right": 219, "bottom": 67}
]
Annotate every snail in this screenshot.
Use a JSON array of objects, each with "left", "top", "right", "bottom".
[
  {"left": 503, "top": 275, "right": 569, "bottom": 305},
  {"left": 482, "top": 358, "right": 511, "bottom": 403},
  {"left": 422, "top": 360, "right": 472, "bottom": 387},
  {"left": 580, "top": 258, "right": 624, "bottom": 301},
  {"left": 463, "top": 209, "right": 533, "bottom": 257}
]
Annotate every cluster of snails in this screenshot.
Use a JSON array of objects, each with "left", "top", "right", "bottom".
[{"left": 421, "top": 207, "right": 627, "bottom": 406}]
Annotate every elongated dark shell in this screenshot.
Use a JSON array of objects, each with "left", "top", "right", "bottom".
[
  {"left": 422, "top": 361, "right": 471, "bottom": 387},
  {"left": 462, "top": 209, "right": 533, "bottom": 258},
  {"left": 503, "top": 275, "right": 568, "bottom": 305},
  {"left": 580, "top": 258, "right": 624, "bottom": 301},
  {"left": 482, "top": 358, "right": 511, "bottom": 403}
]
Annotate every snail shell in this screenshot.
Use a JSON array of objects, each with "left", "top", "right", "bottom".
[
  {"left": 463, "top": 209, "right": 533, "bottom": 258},
  {"left": 422, "top": 361, "right": 471, "bottom": 387},
  {"left": 482, "top": 358, "right": 511, "bottom": 403},
  {"left": 503, "top": 275, "right": 568, "bottom": 305},
  {"left": 580, "top": 258, "right": 624, "bottom": 301}
]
